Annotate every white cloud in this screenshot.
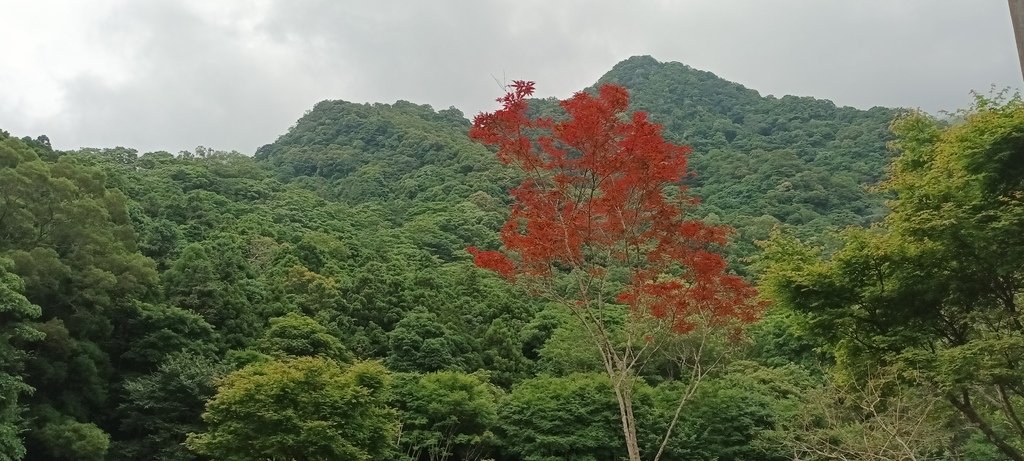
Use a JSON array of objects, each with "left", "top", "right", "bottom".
[{"left": 0, "top": 0, "right": 1018, "bottom": 154}]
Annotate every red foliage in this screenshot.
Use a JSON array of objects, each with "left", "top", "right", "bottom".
[
  {"left": 468, "top": 81, "right": 762, "bottom": 333},
  {"left": 467, "top": 246, "right": 516, "bottom": 279}
]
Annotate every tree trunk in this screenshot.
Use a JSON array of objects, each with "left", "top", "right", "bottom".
[
  {"left": 1010, "top": 0, "right": 1024, "bottom": 81},
  {"left": 612, "top": 376, "right": 642, "bottom": 461},
  {"left": 949, "top": 391, "right": 1024, "bottom": 461}
]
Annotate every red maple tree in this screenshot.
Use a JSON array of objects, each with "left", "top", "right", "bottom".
[{"left": 468, "top": 81, "right": 763, "bottom": 461}]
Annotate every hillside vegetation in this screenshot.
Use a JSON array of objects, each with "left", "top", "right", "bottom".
[{"left": 2, "top": 56, "right": 1019, "bottom": 461}]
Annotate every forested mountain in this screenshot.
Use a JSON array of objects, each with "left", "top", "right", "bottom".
[
  {"left": 596, "top": 56, "right": 896, "bottom": 257},
  {"left": 256, "top": 56, "right": 897, "bottom": 262},
  {"left": 2, "top": 56, "right": 1018, "bottom": 461}
]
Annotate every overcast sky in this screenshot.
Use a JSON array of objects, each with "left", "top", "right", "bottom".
[{"left": 0, "top": 1, "right": 1019, "bottom": 154}]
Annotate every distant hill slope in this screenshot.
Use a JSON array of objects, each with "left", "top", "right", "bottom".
[
  {"left": 596, "top": 56, "right": 897, "bottom": 256},
  {"left": 254, "top": 100, "right": 514, "bottom": 261},
  {"left": 255, "top": 100, "right": 513, "bottom": 210},
  {"left": 256, "top": 56, "right": 898, "bottom": 261}
]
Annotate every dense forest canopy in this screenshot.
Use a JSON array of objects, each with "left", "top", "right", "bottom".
[{"left": 0, "top": 55, "right": 1018, "bottom": 461}]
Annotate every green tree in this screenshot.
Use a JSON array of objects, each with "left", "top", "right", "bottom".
[
  {"left": 0, "top": 258, "right": 42, "bottom": 461},
  {"left": 32, "top": 415, "right": 109, "bottom": 461},
  {"left": 393, "top": 372, "right": 501, "bottom": 461},
  {"left": 1, "top": 131, "right": 158, "bottom": 458},
  {"left": 760, "top": 95, "right": 1024, "bottom": 460},
  {"left": 387, "top": 308, "right": 477, "bottom": 373},
  {"left": 186, "top": 357, "right": 397, "bottom": 461},
  {"left": 162, "top": 236, "right": 265, "bottom": 348},
  {"left": 645, "top": 362, "right": 815, "bottom": 461},
  {"left": 115, "top": 352, "right": 229, "bottom": 461},
  {"left": 257, "top": 312, "right": 350, "bottom": 361},
  {"left": 114, "top": 302, "right": 219, "bottom": 370},
  {"left": 479, "top": 317, "right": 532, "bottom": 387},
  {"left": 497, "top": 374, "right": 625, "bottom": 461}
]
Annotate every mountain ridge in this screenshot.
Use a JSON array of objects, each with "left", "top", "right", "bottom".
[{"left": 255, "top": 56, "right": 896, "bottom": 261}]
